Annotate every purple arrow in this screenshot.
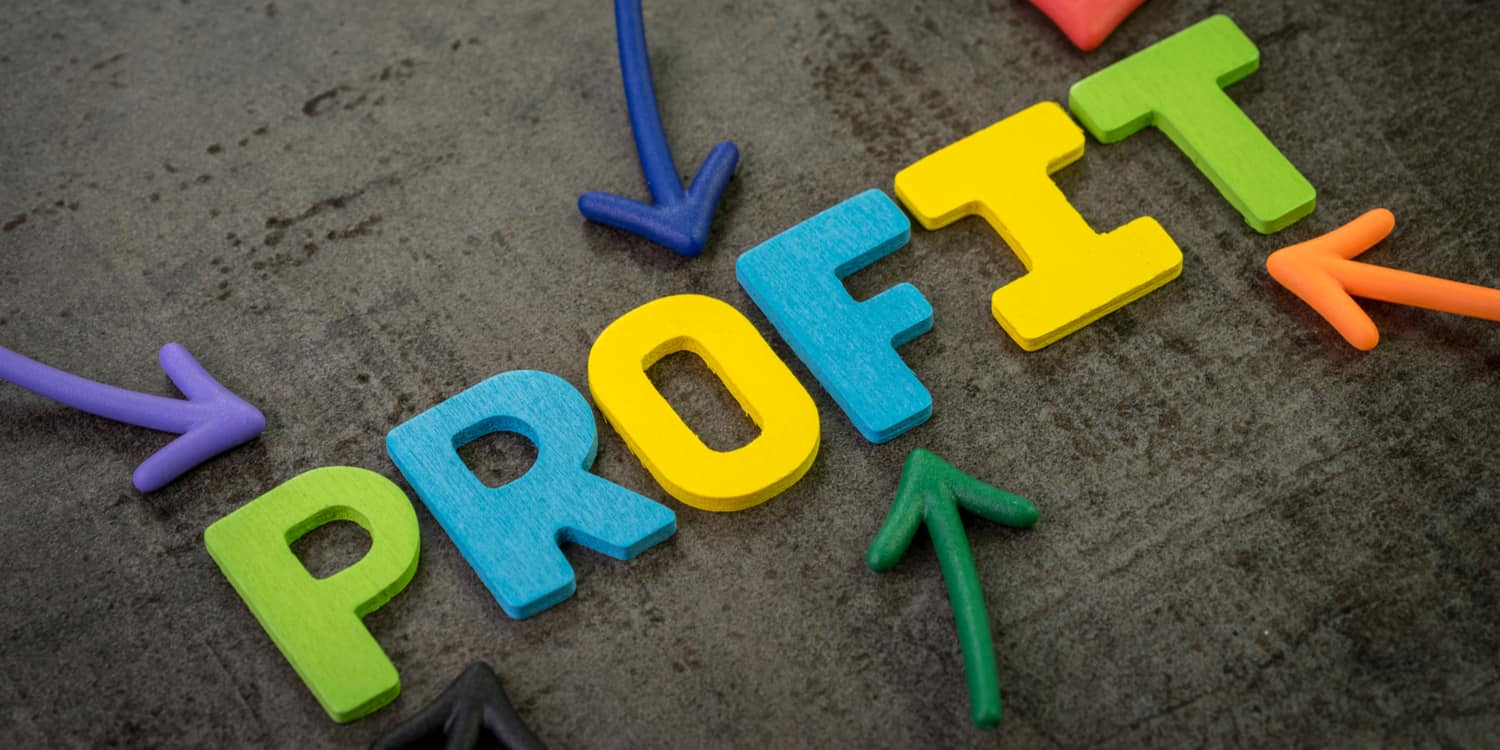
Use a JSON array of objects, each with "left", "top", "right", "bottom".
[{"left": 0, "top": 342, "right": 265, "bottom": 492}]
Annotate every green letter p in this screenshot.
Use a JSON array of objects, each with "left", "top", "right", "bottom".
[{"left": 204, "top": 467, "right": 420, "bottom": 722}]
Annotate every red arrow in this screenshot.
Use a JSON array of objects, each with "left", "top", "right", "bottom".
[
  {"left": 1027, "top": 0, "right": 1148, "bottom": 52},
  {"left": 1266, "top": 208, "right": 1500, "bottom": 350}
]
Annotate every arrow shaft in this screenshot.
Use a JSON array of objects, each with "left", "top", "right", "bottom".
[
  {"left": 1335, "top": 261, "right": 1500, "bottom": 322},
  {"left": 612, "top": 0, "right": 684, "bottom": 203},
  {"left": 924, "top": 495, "right": 1002, "bottom": 728},
  {"left": 0, "top": 345, "right": 198, "bottom": 433}
]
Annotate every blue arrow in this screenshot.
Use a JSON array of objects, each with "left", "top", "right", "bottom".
[{"left": 578, "top": 0, "right": 740, "bottom": 257}]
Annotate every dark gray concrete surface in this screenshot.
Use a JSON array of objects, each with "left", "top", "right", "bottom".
[{"left": 3, "top": 0, "right": 1498, "bottom": 747}]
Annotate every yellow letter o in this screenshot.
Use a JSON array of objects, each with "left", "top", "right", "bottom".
[{"left": 588, "top": 294, "right": 820, "bottom": 512}]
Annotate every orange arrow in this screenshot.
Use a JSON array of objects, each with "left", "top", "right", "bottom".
[{"left": 1267, "top": 208, "right": 1500, "bottom": 350}]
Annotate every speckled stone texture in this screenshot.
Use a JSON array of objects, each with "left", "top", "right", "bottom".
[{"left": 2, "top": 0, "right": 1497, "bottom": 747}]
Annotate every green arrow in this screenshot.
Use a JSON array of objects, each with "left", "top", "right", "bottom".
[{"left": 867, "top": 449, "right": 1038, "bottom": 730}]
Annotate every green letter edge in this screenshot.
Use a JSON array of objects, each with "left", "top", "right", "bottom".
[
  {"left": 1069, "top": 15, "right": 1316, "bottom": 234},
  {"left": 204, "top": 466, "right": 420, "bottom": 723}
]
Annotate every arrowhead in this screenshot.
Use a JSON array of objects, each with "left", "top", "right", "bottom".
[
  {"left": 1266, "top": 208, "right": 1396, "bottom": 351},
  {"left": 131, "top": 343, "right": 265, "bottom": 492},
  {"left": 578, "top": 140, "right": 739, "bottom": 257},
  {"left": 1028, "top": 0, "right": 1148, "bottom": 52},
  {"left": 866, "top": 449, "right": 1036, "bottom": 730},
  {"left": 371, "top": 661, "right": 547, "bottom": 750},
  {"left": 867, "top": 449, "right": 1037, "bottom": 572}
]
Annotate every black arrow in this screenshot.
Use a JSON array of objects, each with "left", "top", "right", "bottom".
[{"left": 371, "top": 662, "right": 547, "bottom": 750}]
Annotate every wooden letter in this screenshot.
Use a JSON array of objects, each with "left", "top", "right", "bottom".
[
  {"left": 1069, "top": 15, "right": 1316, "bottom": 233},
  {"left": 588, "top": 294, "right": 820, "bottom": 512},
  {"left": 386, "top": 370, "right": 676, "bottom": 619},
  {"left": 737, "top": 189, "right": 933, "bottom": 443},
  {"left": 203, "top": 466, "right": 420, "bottom": 723},
  {"left": 894, "top": 101, "right": 1183, "bottom": 351}
]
